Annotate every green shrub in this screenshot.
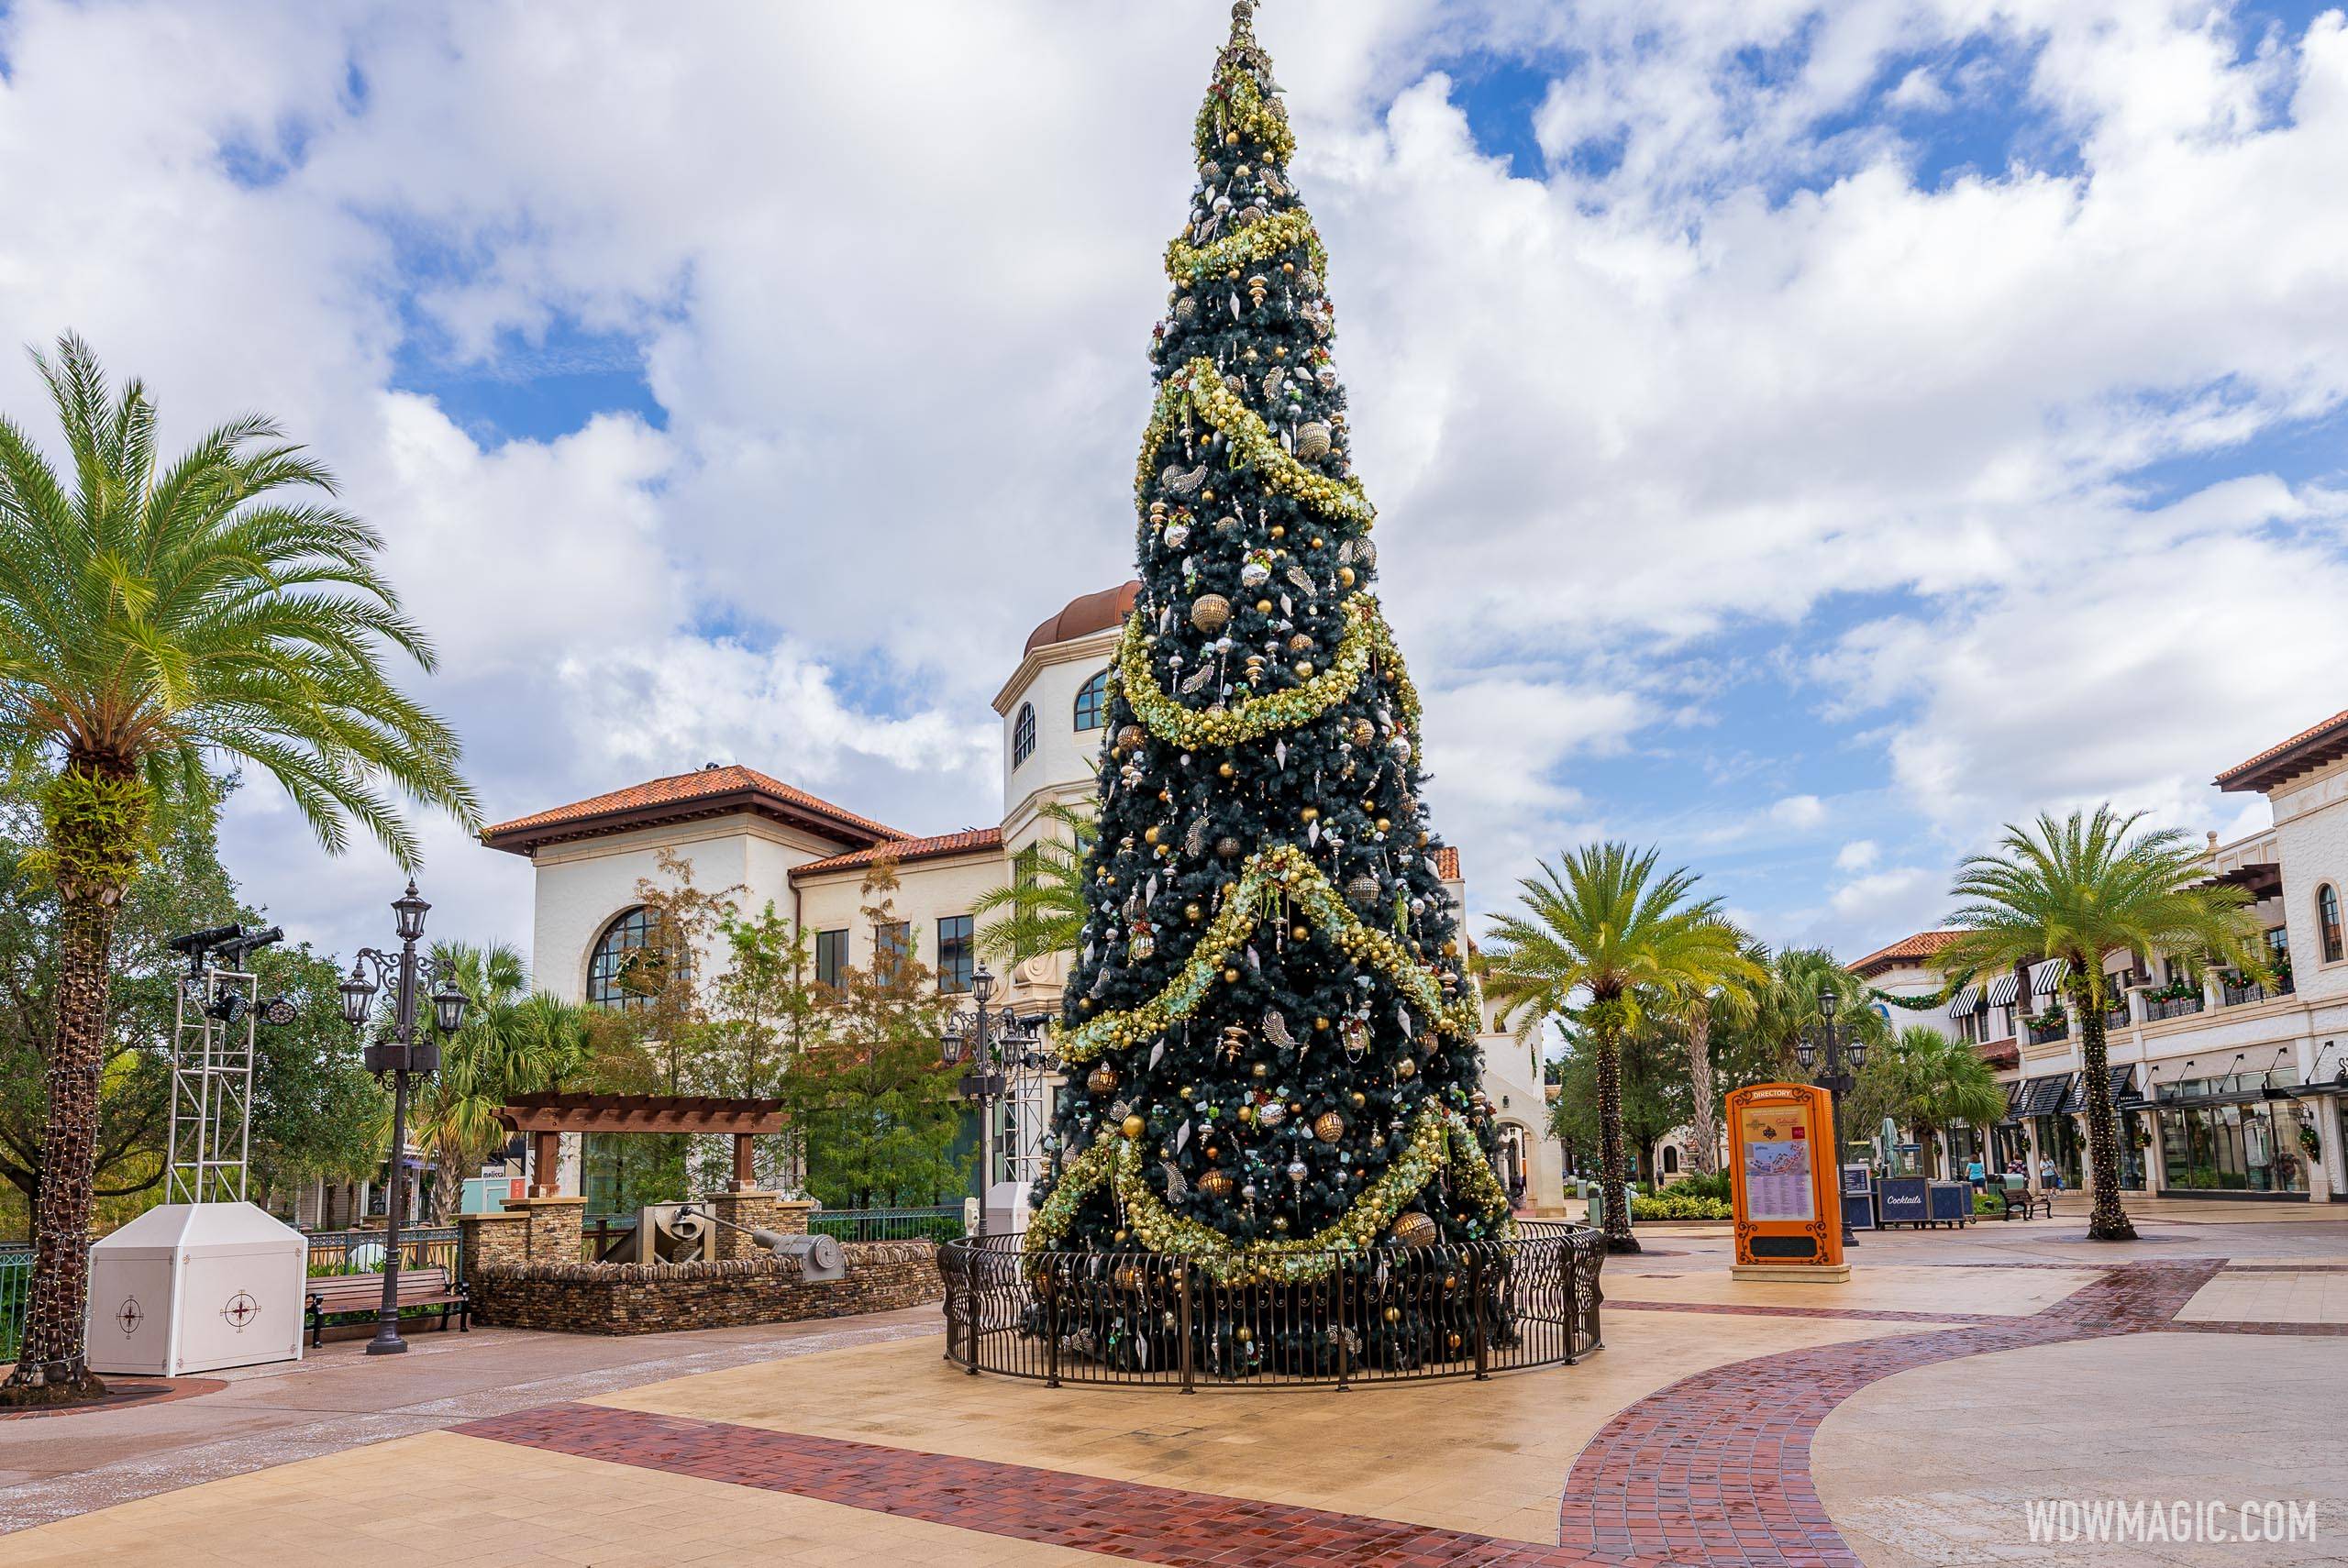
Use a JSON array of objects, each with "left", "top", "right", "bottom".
[
  {"left": 1664, "top": 1171, "right": 1731, "bottom": 1202},
  {"left": 1629, "top": 1193, "right": 1733, "bottom": 1220}
]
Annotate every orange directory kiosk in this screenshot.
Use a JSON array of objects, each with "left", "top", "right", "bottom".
[{"left": 1725, "top": 1081, "right": 1849, "bottom": 1281}]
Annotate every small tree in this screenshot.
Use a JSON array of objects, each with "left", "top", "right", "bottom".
[
  {"left": 1939, "top": 808, "right": 2261, "bottom": 1241},
  {"left": 778, "top": 864, "right": 964, "bottom": 1209},
  {"left": 1546, "top": 1020, "right": 1691, "bottom": 1189},
  {"left": 404, "top": 944, "right": 590, "bottom": 1222},
  {"left": 703, "top": 901, "right": 820, "bottom": 1189},
  {"left": 1482, "top": 844, "right": 1752, "bottom": 1253}
]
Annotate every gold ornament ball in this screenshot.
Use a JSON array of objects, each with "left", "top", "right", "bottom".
[
  {"left": 1375, "top": 817, "right": 1390, "bottom": 832},
  {"left": 1116, "top": 723, "right": 1146, "bottom": 755},
  {"left": 1390, "top": 1211, "right": 1439, "bottom": 1247},
  {"left": 1383, "top": 1305, "right": 1401, "bottom": 1324},
  {"left": 1235, "top": 1325, "right": 1253, "bottom": 1342},
  {"left": 1225, "top": 130, "right": 1241, "bottom": 146},
  {"left": 1313, "top": 1111, "right": 1345, "bottom": 1142},
  {"left": 1394, "top": 1057, "right": 1417, "bottom": 1080},
  {"left": 1348, "top": 716, "right": 1376, "bottom": 747},
  {"left": 1350, "top": 1091, "right": 1367, "bottom": 1108},
  {"left": 1223, "top": 966, "right": 1242, "bottom": 983},
  {"left": 1237, "top": 1103, "right": 1254, "bottom": 1123},
  {"left": 1291, "top": 924, "right": 1309, "bottom": 941},
  {"left": 1218, "top": 760, "right": 1235, "bottom": 778},
  {"left": 1255, "top": 598, "right": 1272, "bottom": 613},
  {"left": 1088, "top": 1064, "right": 1120, "bottom": 1095},
  {"left": 1190, "top": 593, "right": 1233, "bottom": 635},
  {"left": 1251, "top": 1062, "right": 1268, "bottom": 1078},
  {"left": 1185, "top": 902, "right": 1203, "bottom": 921},
  {"left": 1314, "top": 1015, "right": 1331, "bottom": 1030},
  {"left": 1446, "top": 1331, "right": 1463, "bottom": 1351},
  {"left": 1122, "top": 1114, "right": 1146, "bottom": 1140},
  {"left": 1199, "top": 1169, "right": 1235, "bottom": 1199},
  {"left": 1294, "top": 661, "right": 1313, "bottom": 678},
  {"left": 1301, "top": 806, "right": 1319, "bottom": 823},
  {"left": 1269, "top": 523, "right": 1285, "bottom": 538},
  {"left": 1143, "top": 824, "right": 1160, "bottom": 845},
  {"left": 1338, "top": 567, "right": 1357, "bottom": 588}
]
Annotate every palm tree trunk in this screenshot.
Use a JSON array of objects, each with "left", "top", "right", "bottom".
[
  {"left": 1683, "top": 1000, "right": 1719, "bottom": 1176},
  {"left": 2074, "top": 980, "right": 2136, "bottom": 1241},
  {"left": 4, "top": 882, "right": 119, "bottom": 1400},
  {"left": 1594, "top": 1024, "right": 1639, "bottom": 1253}
]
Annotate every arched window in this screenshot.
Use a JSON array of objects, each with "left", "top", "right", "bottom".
[
  {"left": 1072, "top": 668, "right": 1110, "bottom": 732},
  {"left": 2319, "top": 884, "right": 2343, "bottom": 964},
  {"left": 587, "top": 906, "right": 684, "bottom": 1010},
  {"left": 1662, "top": 1144, "right": 1680, "bottom": 1175},
  {"left": 1013, "top": 701, "right": 1036, "bottom": 767}
]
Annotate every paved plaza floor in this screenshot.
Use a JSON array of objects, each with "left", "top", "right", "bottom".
[{"left": 4, "top": 1196, "right": 2343, "bottom": 1566}]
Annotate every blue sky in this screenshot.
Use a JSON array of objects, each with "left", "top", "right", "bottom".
[{"left": 0, "top": 0, "right": 2342, "bottom": 966}]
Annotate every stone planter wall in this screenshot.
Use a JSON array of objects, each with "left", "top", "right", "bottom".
[{"left": 467, "top": 1240, "right": 941, "bottom": 1335}]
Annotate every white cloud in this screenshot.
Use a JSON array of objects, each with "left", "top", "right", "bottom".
[
  {"left": 1836, "top": 839, "right": 1880, "bottom": 871},
  {"left": 1771, "top": 794, "right": 1827, "bottom": 829}
]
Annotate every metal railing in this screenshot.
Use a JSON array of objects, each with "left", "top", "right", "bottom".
[
  {"left": 0, "top": 1249, "right": 28, "bottom": 1362},
  {"left": 811, "top": 1205, "right": 967, "bottom": 1244},
  {"left": 939, "top": 1220, "right": 1603, "bottom": 1389},
  {"left": 2145, "top": 992, "right": 2205, "bottom": 1022},
  {"left": 303, "top": 1226, "right": 461, "bottom": 1279},
  {"left": 2221, "top": 976, "right": 2290, "bottom": 1007},
  {"left": 2025, "top": 1017, "right": 2069, "bottom": 1045}
]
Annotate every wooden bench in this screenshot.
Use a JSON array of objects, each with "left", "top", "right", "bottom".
[
  {"left": 1992, "top": 1177, "right": 2054, "bottom": 1220},
  {"left": 307, "top": 1265, "right": 470, "bottom": 1346}
]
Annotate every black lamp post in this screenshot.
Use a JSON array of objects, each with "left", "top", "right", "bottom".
[
  {"left": 338, "top": 880, "right": 468, "bottom": 1356},
  {"left": 943, "top": 963, "right": 1047, "bottom": 1246},
  {"left": 1795, "top": 984, "right": 1868, "bottom": 1249}
]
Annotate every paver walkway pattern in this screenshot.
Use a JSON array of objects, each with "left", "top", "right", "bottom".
[{"left": 4, "top": 1202, "right": 2342, "bottom": 1566}]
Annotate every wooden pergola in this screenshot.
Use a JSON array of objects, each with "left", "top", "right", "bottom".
[{"left": 494, "top": 1092, "right": 786, "bottom": 1197}]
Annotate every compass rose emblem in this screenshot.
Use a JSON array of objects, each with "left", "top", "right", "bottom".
[
  {"left": 116, "top": 1297, "right": 144, "bottom": 1335},
  {"left": 221, "top": 1290, "right": 260, "bottom": 1331}
]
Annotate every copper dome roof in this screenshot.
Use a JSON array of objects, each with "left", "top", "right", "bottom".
[{"left": 1024, "top": 581, "right": 1142, "bottom": 655}]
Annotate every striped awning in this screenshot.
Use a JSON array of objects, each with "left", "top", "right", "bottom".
[
  {"left": 1985, "top": 971, "right": 2021, "bottom": 1007},
  {"left": 2000, "top": 1077, "right": 2027, "bottom": 1122},
  {"left": 2019, "top": 1074, "right": 2074, "bottom": 1117},
  {"left": 2063, "top": 1066, "right": 2139, "bottom": 1114},
  {"left": 2031, "top": 958, "right": 2071, "bottom": 997},
  {"left": 1946, "top": 984, "right": 1982, "bottom": 1018}
]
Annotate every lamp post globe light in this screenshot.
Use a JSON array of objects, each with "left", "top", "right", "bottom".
[
  {"left": 1800, "top": 983, "right": 1865, "bottom": 1249},
  {"left": 942, "top": 962, "right": 1051, "bottom": 1252},
  {"left": 340, "top": 880, "right": 469, "bottom": 1355}
]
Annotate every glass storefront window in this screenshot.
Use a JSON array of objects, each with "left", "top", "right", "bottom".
[
  {"left": 2032, "top": 1116, "right": 2084, "bottom": 1188},
  {"left": 2159, "top": 1100, "right": 2311, "bottom": 1193}
]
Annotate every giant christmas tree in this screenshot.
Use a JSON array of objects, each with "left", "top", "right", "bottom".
[{"left": 1024, "top": 1, "right": 1513, "bottom": 1374}]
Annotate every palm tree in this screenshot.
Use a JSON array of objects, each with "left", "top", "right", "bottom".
[
  {"left": 406, "top": 944, "right": 589, "bottom": 1222},
  {"left": 1660, "top": 926, "right": 1766, "bottom": 1176},
  {"left": 971, "top": 800, "right": 1095, "bottom": 965},
  {"left": 1872, "top": 1025, "right": 2008, "bottom": 1176},
  {"left": 0, "top": 337, "right": 475, "bottom": 1400},
  {"left": 1480, "top": 844, "right": 1752, "bottom": 1253},
  {"left": 1744, "top": 946, "right": 1890, "bottom": 1072},
  {"left": 1939, "top": 807, "right": 2261, "bottom": 1241}
]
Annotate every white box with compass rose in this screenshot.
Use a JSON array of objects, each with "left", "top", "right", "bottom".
[{"left": 85, "top": 1202, "right": 309, "bottom": 1375}]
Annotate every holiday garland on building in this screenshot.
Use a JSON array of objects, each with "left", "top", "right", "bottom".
[{"left": 1025, "top": 1, "right": 1512, "bottom": 1372}]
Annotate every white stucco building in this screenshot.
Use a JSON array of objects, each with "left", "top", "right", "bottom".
[
  {"left": 1852, "top": 706, "right": 2348, "bottom": 1202},
  {"left": 482, "top": 583, "right": 1567, "bottom": 1215}
]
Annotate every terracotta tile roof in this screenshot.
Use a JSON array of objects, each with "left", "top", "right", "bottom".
[
  {"left": 2215, "top": 707, "right": 2348, "bottom": 792},
  {"left": 1431, "top": 845, "right": 1461, "bottom": 881},
  {"left": 1848, "top": 929, "right": 1965, "bottom": 977},
  {"left": 792, "top": 827, "right": 1004, "bottom": 878},
  {"left": 483, "top": 765, "right": 907, "bottom": 856}
]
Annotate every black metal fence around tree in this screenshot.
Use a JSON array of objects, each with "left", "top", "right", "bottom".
[{"left": 939, "top": 1220, "right": 1603, "bottom": 1389}]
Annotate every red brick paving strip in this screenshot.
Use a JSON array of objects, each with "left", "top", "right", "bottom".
[
  {"left": 460, "top": 1258, "right": 2315, "bottom": 1568},
  {"left": 1554, "top": 1260, "right": 2230, "bottom": 1567},
  {"left": 456, "top": 1403, "right": 1623, "bottom": 1566}
]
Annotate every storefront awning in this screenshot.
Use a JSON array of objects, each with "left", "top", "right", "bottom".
[
  {"left": 2030, "top": 958, "right": 2071, "bottom": 997},
  {"left": 2061, "top": 1065, "right": 2137, "bottom": 1114},
  {"left": 1986, "top": 971, "right": 2022, "bottom": 1007},
  {"left": 2000, "top": 1077, "right": 2027, "bottom": 1122},
  {"left": 1947, "top": 984, "right": 1982, "bottom": 1018},
  {"left": 2018, "top": 1074, "right": 2074, "bottom": 1118}
]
